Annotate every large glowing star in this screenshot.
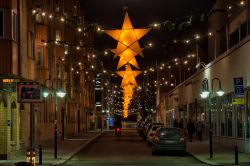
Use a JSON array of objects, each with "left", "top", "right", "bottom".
[
  {"left": 105, "top": 12, "right": 150, "bottom": 69},
  {"left": 116, "top": 48, "right": 139, "bottom": 69},
  {"left": 116, "top": 65, "right": 141, "bottom": 87}
]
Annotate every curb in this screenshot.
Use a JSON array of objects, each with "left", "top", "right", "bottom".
[
  {"left": 51, "top": 131, "right": 104, "bottom": 166},
  {"left": 187, "top": 151, "right": 224, "bottom": 166}
]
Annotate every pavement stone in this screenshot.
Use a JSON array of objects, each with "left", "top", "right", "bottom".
[
  {"left": 4, "top": 129, "right": 250, "bottom": 166},
  {"left": 0, "top": 130, "right": 103, "bottom": 166},
  {"left": 187, "top": 139, "right": 250, "bottom": 166}
]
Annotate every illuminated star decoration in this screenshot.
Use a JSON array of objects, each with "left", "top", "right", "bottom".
[
  {"left": 116, "top": 64, "right": 141, "bottom": 118},
  {"left": 105, "top": 12, "right": 150, "bottom": 69},
  {"left": 105, "top": 12, "right": 150, "bottom": 118},
  {"left": 116, "top": 64, "right": 141, "bottom": 87}
]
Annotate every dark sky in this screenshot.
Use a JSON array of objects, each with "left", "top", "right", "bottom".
[{"left": 80, "top": 0, "right": 216, "bottom": 70}]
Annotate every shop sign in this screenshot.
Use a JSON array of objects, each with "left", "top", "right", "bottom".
[
  {"left": 232, "top": 98, "right": 245, "bottom": 105},
  {"left": 17, "top": 82, "right": 42, "bottom": 103},
  {"left": 234, "top": 77, "right": 244, "bottom": 97}
]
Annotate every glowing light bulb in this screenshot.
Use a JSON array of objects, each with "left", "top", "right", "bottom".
[
  {"left": 60, "top": 17, "right": 65, "bottom": 22},
  {"left": 42, "top": 12, "right": 46, "bottom": 16}
]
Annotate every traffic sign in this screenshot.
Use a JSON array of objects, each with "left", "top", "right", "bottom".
[
  {"left": 234, "top": 77, "right": 244, "bottom": 97},
  {"left": 232, "top": 98, "right": 245, "bottom": 105}
]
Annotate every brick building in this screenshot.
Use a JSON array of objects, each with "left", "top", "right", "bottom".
[{"left": 0, "top": 0, "right": 95, "bottom": 159}]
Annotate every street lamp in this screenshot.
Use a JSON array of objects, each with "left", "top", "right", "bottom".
[
  {"left": 43, "top": 77, "right": 66, "bottom": 159},
  {"left": 200, "top": 77, "right": 224, "bottom": 159},
  {"left": 196, "top": 62, "right": 206, "bottom": 70}
]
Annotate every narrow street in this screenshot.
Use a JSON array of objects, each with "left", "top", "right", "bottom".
[{"left": 63, "top": 130, "right": 207, "bottom": 166}]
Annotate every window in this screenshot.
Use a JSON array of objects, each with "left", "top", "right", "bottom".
[
  {"left": 0, "top": 9, "right": 4, "bottom": 38},
  {"left": 55, "top": 0, "right": 60, "bottom": 12},
  {"left": 55, "top": 30, "right": 61, "bottom": 41},
  {"left": 12, "top": 11, "right": 18, "bottom": 42},
  {"left": 28, "top": 32, "right": 34, "bottom": 58},
  {"left": 211, "top": 97, "right": 218, "bottom": 136},
  {"left": 36, "top": 47, "right": 43, "bottom": 66},
  {"left": 240, "top": 22, "right": 247, "bottom": 40},
  {"left": 246, "top": 90, "right": 250, "bottom": 138},
  {"left": 220, "top": 108, "right": 225, "bottom": 136},
  {"left": 73, "top": 5, "right": 77, "bottom": 16},
  {"left": 35, "top": 13, "right": 43, "bottom": 24},
  {"left": 10, "top": 102, "right": 16, "bottom": 142},
  {"left": 237, "top": 105, "right": 244, "bottom": 138},
  {"left": 220, "top": 93, "right": 233, "bottom": 137},
  {"left": 230, "top": 28, "right": 239, "bottom": 48}
]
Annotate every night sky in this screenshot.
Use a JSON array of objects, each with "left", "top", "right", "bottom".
[{"left": 80, "top": 0, "right": 216, "bottom": 71}]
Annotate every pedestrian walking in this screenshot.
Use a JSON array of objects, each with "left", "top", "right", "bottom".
[
  {"left": 174, "top": 119, "right": 179, "bottom": 128},
  {"left": 187, "top": 119, "right": 195, "bottom": 142},
  {"left": 196, "top": 120, "right": 204, "bottom": 142}
]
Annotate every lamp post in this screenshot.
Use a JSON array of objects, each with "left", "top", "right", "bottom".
[
  {"left": 200, "top": 77, "right": 224, "bottom": 159},
  {"left": 43, "top": 76, "right": 66, "bottom": 159},
  {"left": 195, "top": 62, "right": 206, "bottom": 70}
]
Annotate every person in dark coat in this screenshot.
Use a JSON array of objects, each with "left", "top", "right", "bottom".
[
  {"left": 196, "top": 120, "right": 204, "bottom": 141},
  {"left": 187, "top": 119, "right": 195, "bottom": 142}
]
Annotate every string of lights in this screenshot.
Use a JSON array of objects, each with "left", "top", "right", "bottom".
[{"left": 31, "top": 0, "right": 247, "bottom": 117}]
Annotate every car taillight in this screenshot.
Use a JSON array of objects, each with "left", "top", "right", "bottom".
[
  {"left": 153, "top": 136, "right": 159, "bottom": 143},
  {"left": 116, "top": 128, "right": 120, "bottom": 131},
  {"left": 180, "top": 137, "right": 186, "bottom": 144}
]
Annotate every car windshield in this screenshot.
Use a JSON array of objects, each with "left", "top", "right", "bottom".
[{"left": 159, "top": 128, "right": 179, "bottom": 139}]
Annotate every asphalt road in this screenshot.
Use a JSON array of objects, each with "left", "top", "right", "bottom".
[{"left": 63, "top": 130, "right": 208, "bottom": 166}]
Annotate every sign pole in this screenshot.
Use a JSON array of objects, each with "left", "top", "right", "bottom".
[{"left": 30, "top": 103, "right": 34, "bottom": 163}]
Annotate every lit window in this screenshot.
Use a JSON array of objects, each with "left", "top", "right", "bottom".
[
  {"left": 55, "top": 0, "right": 60, "bottom": 12},
  {"left": 73, "top": 5, "right": 77, "bottom": 16},
  {"left": 55, "top": 30, "right": 61, "bottom": 41},
  {"left": 36, "top": 47, "right": 43, "bottom": 66}
]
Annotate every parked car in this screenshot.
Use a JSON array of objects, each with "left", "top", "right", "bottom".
[
  {"left": 137, "top": 121, "right": 145, "bottom": 136},
  {"left": 152, "top": 127, "right": 186, "bottom": 155},
  {"left": 146, "top": 123, "right": 163, "bottom": 146},
  {"left": 142, "top": 121, "right": 152, "bottom": 138}
]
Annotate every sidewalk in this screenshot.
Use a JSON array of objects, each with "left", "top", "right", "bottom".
[
  {"left": 0, "top": 130, "right": 103, "bottom": 166},
  {"left": 187, "top": 139, "right": 250, "bottom": 166}
]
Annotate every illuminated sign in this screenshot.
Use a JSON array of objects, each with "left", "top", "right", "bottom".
[
  {"left": 232, "top": 98, "right": 245, "bottom": 105},
  {"left": 17, "top": 82, "right": 42, "bottom": 103}
]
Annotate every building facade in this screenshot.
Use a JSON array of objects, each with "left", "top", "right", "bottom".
[
  {"left": 0, "top": 0, "right": 95, "bottom": 159},
  {"left": 161, "top": 0, "right": 250, "bottom": 153}
]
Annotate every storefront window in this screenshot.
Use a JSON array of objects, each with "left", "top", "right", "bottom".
[
  {"left": 226, "top": 109, "right": 233, "bottom": 136},
  {"left": 221, "top": 93, "right": 233, "bottom": 137},
  {"left": 237, "top": 105, "right": 243, "bottom": 138},
  {"left": 189, "top": 102, "right": 195, "bottom": 120},
  {"left": 220, "top": 107, "right": 225, "bottom": 136},
  {"left": 246, "top": 90, "right": 250, "bottom": 138}
]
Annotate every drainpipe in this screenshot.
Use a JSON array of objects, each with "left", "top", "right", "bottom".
[{"left": 17, "top": 0, "right": 21, "bottom": 76}]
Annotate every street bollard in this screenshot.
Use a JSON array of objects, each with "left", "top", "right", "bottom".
[
  {"left": 26, "top": 148, "right": 36, "bottom": 164},
  {"left": 235, "top": 145, "right": 238, "bottom": 165},
  {"left": 39, "top": 145, "right": 42, "bottom": 165}
]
